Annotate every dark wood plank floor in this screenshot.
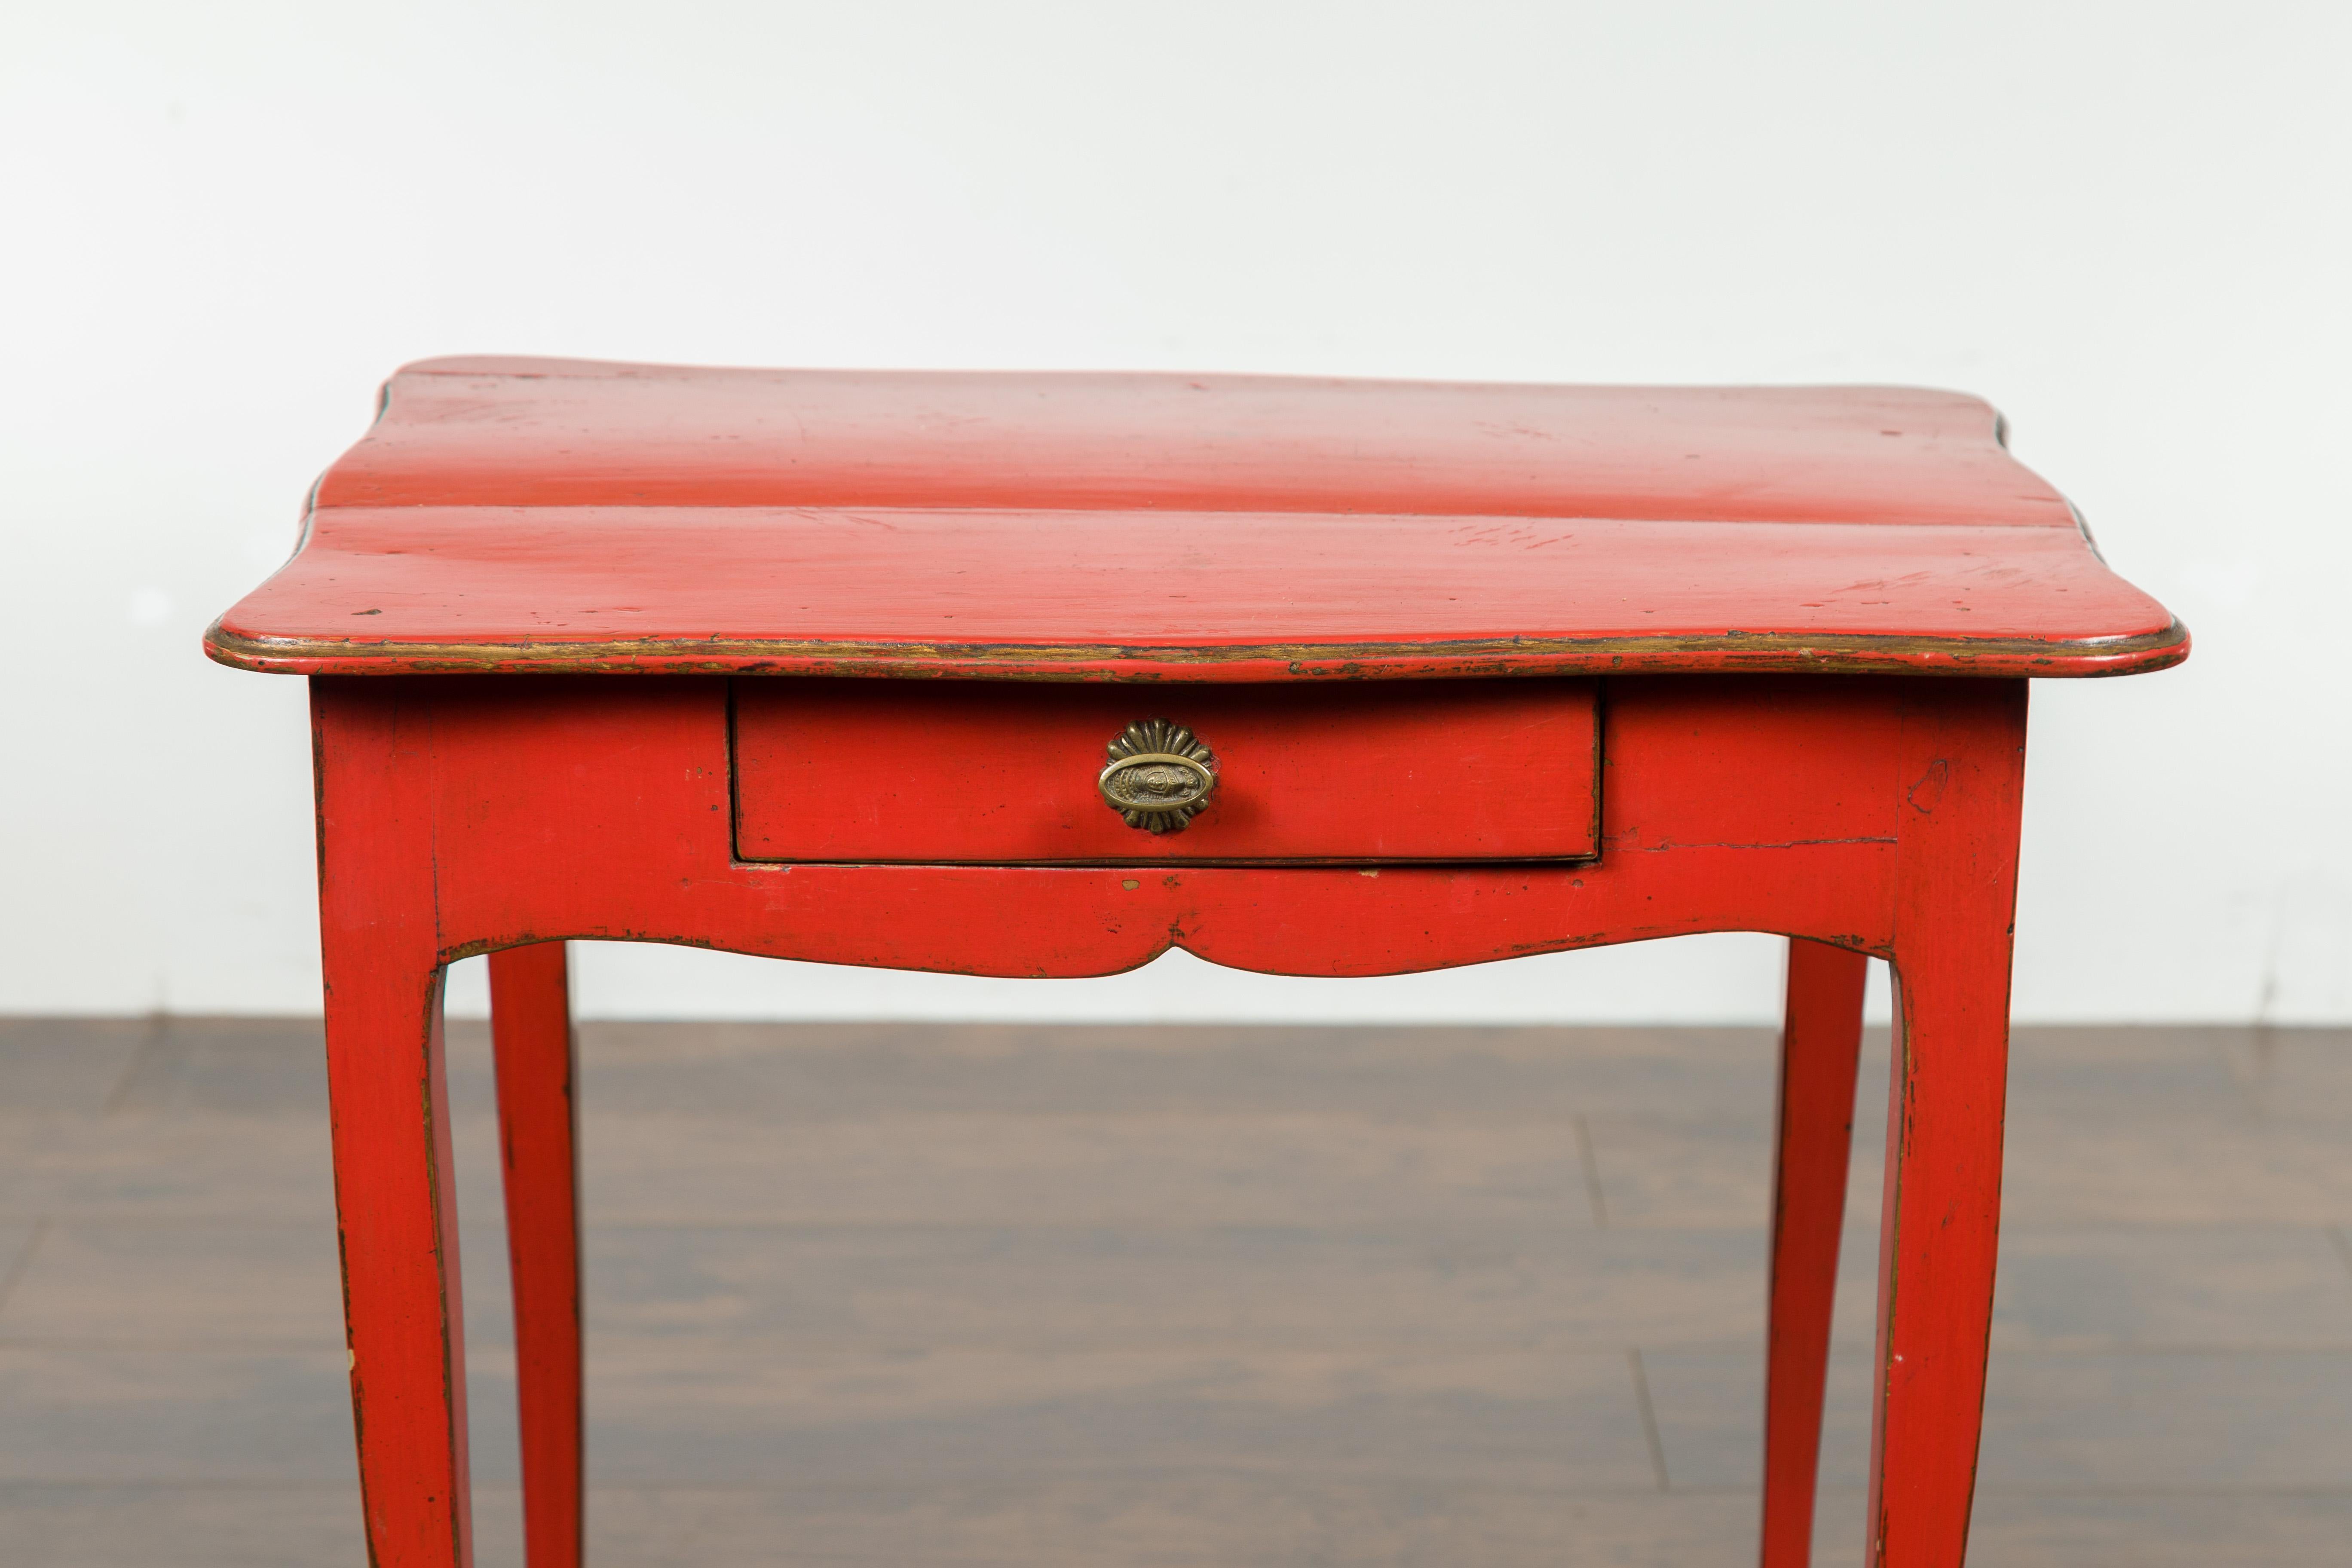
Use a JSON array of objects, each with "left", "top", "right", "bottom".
[{"left": 3, "top": 1014, "right": 2350, "bottom": 1565}]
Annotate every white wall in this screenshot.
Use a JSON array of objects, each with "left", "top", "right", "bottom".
[{"left": 3, "top": 1, "right": 2345, "bottom": 1025}]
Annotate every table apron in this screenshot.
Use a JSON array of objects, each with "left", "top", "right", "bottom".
[{"left": 307, "top": 673, "right": 2016, "bottom": 980}]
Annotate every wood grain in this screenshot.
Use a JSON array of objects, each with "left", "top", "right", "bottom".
[{"left": 2, "top": 1021, "right": 2350, "bottom": 1568}]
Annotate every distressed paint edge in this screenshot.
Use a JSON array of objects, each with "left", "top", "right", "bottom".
[{"left": 205, "top": 619, "right": 2191, "bottom": 681}]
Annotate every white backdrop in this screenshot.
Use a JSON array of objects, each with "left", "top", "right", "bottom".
[{"left": 3, "top": 1, "right": 2345, "bottom": 1024}]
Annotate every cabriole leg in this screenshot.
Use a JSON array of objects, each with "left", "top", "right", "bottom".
[
  {"left": 323, "top": 956, "right": 474, "bottom": 1568},
  {"left": 1867, "top": 680, "right": 2027, "bottom": 1567},
  {"left": 1760, "top": 938, "right": 1870, "bottom": 1568},
  {"left": 489, "top": 942, "right": 585, "bottom": 1568},
  {"left": 315, "top": 677, "right": 475, "bottom": 1568}
]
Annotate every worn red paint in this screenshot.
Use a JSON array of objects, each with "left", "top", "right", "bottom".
[
  {"left": 487, "top": 944, "right": 581, "bottom": 1568},
  {"left": 206, "top": 360, "right": 2184, "bottom": 682},
  {"left": 217, "top": 362, "right": 2181, "bottom": 1568},
  {"left": 1764, "top": 940, "right": 1871, "bottom": 1567},
  {"left": 303, "top": 672, "right": 2023, "bottom": 1567},
  {"left": 733, "top": 676, "right": 1602, "bottom": 864}
]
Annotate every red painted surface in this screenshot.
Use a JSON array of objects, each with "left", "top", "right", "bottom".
[
  {"left": 313, "top": 690, "right": 474, "bottom": 1568},
  {"left": 239, "top": 362, "right": 2182, "bottom": 1567},
  {"left": 205, "top": 361, "right": 2185, "bottom": 680},
  {"left": 733, "top": 677, "right": 1600, "bottom": 864},
  {"left": 303, "top": 673, "right": 2044, "bottom": 1565},
  {"left": 312, "top": 358, "right": 2089, "bottom": 523},
  {"left": 1868, "top": 681, "right": 2027, "bottom": 1568},
  {"left": 487, "top": 945, "right": 582, "bottom": 1568},
  {"left": 1763, "top": 940, "right": 1871, "bottom": 1568}
]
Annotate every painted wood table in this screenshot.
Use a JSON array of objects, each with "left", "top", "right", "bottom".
[{"left": 206, "top": 359, "right": 2186, "bottom": 1568}]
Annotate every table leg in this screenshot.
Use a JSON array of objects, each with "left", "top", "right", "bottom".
[
  {"left": 1760, "top": 939, "right": 1869, "bottom": 1568},
  {"left": 489, "top": 943, "right": 585, "bottom": 1568},
  {"left": 322, "top": 953, "right": 474, "bottom": 1568},
  {"left": 315, "top": 678, "right": 476, "bottom": 1567},
  {"left": 1867, "top": 683, "right": 2026, "bottom": 1566}
]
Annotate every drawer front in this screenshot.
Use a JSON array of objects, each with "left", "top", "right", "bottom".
[{"left": 732, "top": 678, "right": 1599, "bottom": 865}]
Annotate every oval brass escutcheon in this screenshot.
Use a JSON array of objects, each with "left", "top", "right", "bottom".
[{"left": 1099, "top": 719, "right": 1217, "bottom": 833}]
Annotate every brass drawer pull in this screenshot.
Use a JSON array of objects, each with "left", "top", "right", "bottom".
[{"left": 1099, "top": 720, "right": 1217, "bottom": 833}]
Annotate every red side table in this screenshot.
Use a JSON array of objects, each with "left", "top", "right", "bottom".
[{"left": 207, "top": 359, "right": 2185, "bottom": 1568}]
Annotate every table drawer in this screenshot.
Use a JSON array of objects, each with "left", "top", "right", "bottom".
[{"left": 732, "top": 678, "right": 1599, "bottom": 865}]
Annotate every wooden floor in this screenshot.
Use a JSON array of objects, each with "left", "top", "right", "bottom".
[{"left": 2, "top": 1015, "right": 2350, "bottom": 1565}]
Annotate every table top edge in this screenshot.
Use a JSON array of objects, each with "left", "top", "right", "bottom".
[{"left": 203, "top": 619, "right": 2190, "bottom": 681}]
